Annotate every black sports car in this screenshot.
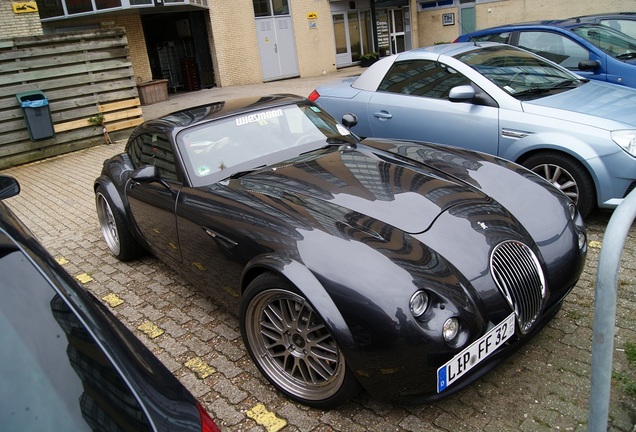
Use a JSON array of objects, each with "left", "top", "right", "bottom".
[
  {"left": 0, "top": 175, "right": 221, "bottom": 432},
  {"left": 94, "top": 94, "right": 587, "bottom": 409}
]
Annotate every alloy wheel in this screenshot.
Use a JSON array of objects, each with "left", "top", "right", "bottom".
[{"left": 244, "top": 288, "right": 346, "bottom": 402}]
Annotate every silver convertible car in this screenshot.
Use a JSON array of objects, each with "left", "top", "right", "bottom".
[{"left": 310, "top": 42, "right": 636, "bottom": 217}]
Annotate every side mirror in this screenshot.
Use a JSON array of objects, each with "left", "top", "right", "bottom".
[
  {"left": 449, "top": 85, "right": 476, "bottom": 103},
  {"left": 131, "top": 165, "right": 161, "bottom": 183},
  {"left": 578, "top": 60, "right": 600, "bottom": 71},
  {"left": 341, "top": 113, "right": 358, "bottom": 130},
  {"left": 0, "top": 175, "right": 20, "bottom": 200},
  {"left": 131, "top": 165, "right": 174, "bottom": 192}
]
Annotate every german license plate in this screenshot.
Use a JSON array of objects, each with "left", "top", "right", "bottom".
[{"left": 437, "top": 312, "right": 516, "bottom": 393}]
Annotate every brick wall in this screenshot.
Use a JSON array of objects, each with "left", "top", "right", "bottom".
[
  {"left": 109, "top": 16, "right": 153, "bottom": 84},
  {"left": 0, "top": 1, "right": 43, "bottom": 38},
  {"left": 290, "top": 1, "right": 337, "bottom": 77},
  {"left": 208, "top": 0, "right": 261, "bottom": 87},
  {"left": 208, "top": 0, "right": 337, "bottom": 87},
  {"left": 416, "top": 0, "right": 636, "bottom": 47}
]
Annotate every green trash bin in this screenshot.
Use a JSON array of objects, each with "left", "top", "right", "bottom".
[{"left": 16, "top": 91, "right": 55, "bottom": 141}]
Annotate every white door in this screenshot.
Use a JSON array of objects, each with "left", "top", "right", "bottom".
[{"left": 255, "top": 13, "right": 299, "bottom": 81}]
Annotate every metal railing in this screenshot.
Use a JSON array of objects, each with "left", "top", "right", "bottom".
[{"left": 589, "top": 189, "right": 636, "bottom": 431}]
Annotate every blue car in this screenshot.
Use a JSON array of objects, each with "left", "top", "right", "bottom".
[
  {"left": 455, "top": 20, "right": 636, "bottom": 88},
  {"left": 309, "top": 42, "right": 636, "bottom": 217}
]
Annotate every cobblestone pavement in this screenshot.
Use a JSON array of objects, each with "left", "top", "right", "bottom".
[{"left": 2, "top": 71, "right": 636, "bottom": 431}]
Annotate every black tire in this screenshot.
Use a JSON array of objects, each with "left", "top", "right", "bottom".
[
  {"left": 240, "top": 272, "right": 360, "bottom": 409},
  {"left": 522, "top": 152, "right": 596, "bottom": 217},
  {"left": 95, "top": 185, "right": 144, "bottom": 261}
]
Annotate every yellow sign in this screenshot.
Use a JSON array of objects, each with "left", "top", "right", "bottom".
[
  {"left": 307, "top": 12, "right": 318, "bottom": 20},
  {"left": 13, "top": 1, "right": 38, "bottom": 13}
]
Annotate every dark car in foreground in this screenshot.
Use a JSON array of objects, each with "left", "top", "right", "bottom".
[
  {"left": 310, "top": 42, "right": 636, "bottom": 217},
  {"left": 0, "top": 175, "right": 220, "bottom": 432},
  {"left": 94, "top": 94, "right": 586, "bottom": 408},
  {"left": 455, "top": 20, "right": 636, "bottom": 88}
]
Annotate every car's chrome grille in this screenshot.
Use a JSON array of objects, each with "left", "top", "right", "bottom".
[{"left": 490, "top": 241, "right": 546, "bottom": 334}]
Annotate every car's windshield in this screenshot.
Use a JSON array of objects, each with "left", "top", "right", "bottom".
[
  {"left": 571, "top": 24, "right": 636, "bottom": 59},
  {"left": 455, "top": 45, "right": 579, "bottom": 98},
  {"left": 177, "top": 103, "right": 352, "bottom": 186}
]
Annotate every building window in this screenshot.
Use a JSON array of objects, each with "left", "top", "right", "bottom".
[
  {"left": 253, "top": 0, "right": 289, "bottom": 17},
  {"left": 418, "top": 0, "right": 454, "bottom": 10}
]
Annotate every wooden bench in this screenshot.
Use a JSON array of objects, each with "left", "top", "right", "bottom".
[{"left": 53, "top": 97, "right": 144, "bottom": 134}]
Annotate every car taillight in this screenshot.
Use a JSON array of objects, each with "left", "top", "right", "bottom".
[
  {"left": 308, "top": 90, "right": 320, "bottom": 102},
  {"left": 197, "top": 403, "right": 222, "bottom": 432}
]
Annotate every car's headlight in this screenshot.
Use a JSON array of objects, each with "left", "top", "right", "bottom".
[
  {"left": 410, "top": 290, "right": 429, "bottom": 318},
  {"left": 568, "top": 203, "right": 577, "bottom": 220},
  {"left": 611, "top": 130, "right": 636, "bottom": 157}
]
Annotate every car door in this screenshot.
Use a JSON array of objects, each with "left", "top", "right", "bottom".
[
  {"left": 366, "top": 58, "right": 500, "bottom": 155},
  {"left": 125, "top": 132, "right": 183, "bottom": 262},
  {"left": 514, "top": 30, "right": 606, "bottom": 82}
]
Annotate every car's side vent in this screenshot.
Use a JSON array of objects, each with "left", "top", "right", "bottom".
[{"left": 490, "top": 240, "right": 546, "bottom": 334}]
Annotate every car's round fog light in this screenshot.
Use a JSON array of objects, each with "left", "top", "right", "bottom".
[
  {"left": 443, "top": 318, "right": 459, "bottom": 342},
  {"left": 409, "top": 290, "right": 429, "bottom": 318}
]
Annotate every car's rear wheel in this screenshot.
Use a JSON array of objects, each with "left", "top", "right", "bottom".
[
  {"left": 522, "top": 152, "right": 596, "bottom": 217},
  {"left": 240, "top": 272, "right": 360, "bottom": 409},
  {"left": 95, "top": 186, "right": 144, "bottom": 261}
]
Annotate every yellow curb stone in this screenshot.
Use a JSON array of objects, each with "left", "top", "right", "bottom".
[
  {"left": 589, "top": 240, "right": 602, "bottom": 249},
  {"left": 102, "top": 293, "right": 124, "bottom": 307},
  {"left": 185, "top": 357, "right": 216, "bottom": 379},
  {"left": 193, "top": 262, "right": 206, "bottom": 271},
  {"left": 138, "top": 321, "right": 164, "bottom": 339},
  {"left": 75, "top": 273, "right": 93, "bottom": 283},
  {"left": 246, "top": 404, "right": 286, "bottom": 432},
  {"left": 56, "top": 256, "right": 69, "bottom": 265}
]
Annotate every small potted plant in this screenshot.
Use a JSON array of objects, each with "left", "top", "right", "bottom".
[
  {"left": 88, "top": 113, "right": 113, "bottom": 144},
  {"left": 359, "top": 52, "right": 379, "bottom": 67}
]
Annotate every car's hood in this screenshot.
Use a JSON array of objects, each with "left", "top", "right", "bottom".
[
  {"left": 237, "top": 145, "right": 493, "bottom": 234},
  {"left": 523, "top": 80, "right": 636, "bottom": 128}
]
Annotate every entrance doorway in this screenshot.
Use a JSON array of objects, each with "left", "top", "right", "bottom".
[
  {"left": 142, "top": 11, "right": 214, "bottom": 91},
  {"left": 459, "top": 0, "right": 476, "bottom": 34},
  {"left": 375, "top": 7, "right": 410, "bottom": 56},
  {"left": 253, "top": 0, "right": 299, "bottom": 81},
  {"left": 388, "top": 8, "right": 405, "bottom": 55},
  {"left": 333, "top": 10, "right": 373, "bottom": 67}
]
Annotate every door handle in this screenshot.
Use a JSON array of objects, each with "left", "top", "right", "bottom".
[{"left": 373, "top": 111, "right": 393, "bottom": 120}]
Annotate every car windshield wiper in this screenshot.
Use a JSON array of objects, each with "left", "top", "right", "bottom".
[
  {"left": 511, "top": 87, "right": 552, "bottom": 97},
  {"left": 325, "top": 136, "right": 357, "bottom": 147},
  {"left": 513, "top": 79, "right": 581, "bottom": 97},
  {"left": 549, "top": 78, "right": 582, "bottom": 89},
  {"left": 226, "top": 166, "right": 265, "bottom": 180},
  {"left": 616, "top": 52, "right": 636, "bottom": 60}
]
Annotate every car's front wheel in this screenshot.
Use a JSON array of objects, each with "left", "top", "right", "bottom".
[
  {"left": 95, "top": 186, "right": 144, "bottom": 261},
  {"left": 522, "top": 152, "right": 596, "bottom": 217},
  {"left": 240, "top": 272, "right": 360, "bottom": 409}
]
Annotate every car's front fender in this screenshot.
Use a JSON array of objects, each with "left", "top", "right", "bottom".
[{"left": 94, "top": 175, "right": 128, "bottom": 218}]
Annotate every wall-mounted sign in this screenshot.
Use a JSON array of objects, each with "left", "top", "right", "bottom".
[
  {"left": 442, "top": 13, "right": 455, "bottom": 26},
  {"left": 12, "top": 2, "right": 38, "bottom": 13},
  {"left": 307, "top": 12, "right": 318, "bottom": 20}
]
